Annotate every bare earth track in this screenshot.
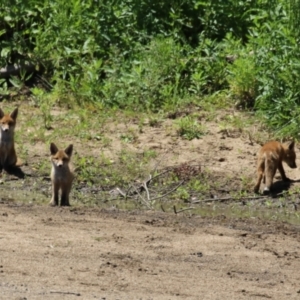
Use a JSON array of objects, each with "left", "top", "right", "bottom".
[{"left": 1, "top": 204, "right": 300, "bottom": 299}]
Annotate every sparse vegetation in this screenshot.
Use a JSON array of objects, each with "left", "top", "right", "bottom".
[
  {"left": 175, "top": 116, "right": 206, "bottom": 140},
  {"left": 1, "top": 1, "right": 300, "bottom": 223}
]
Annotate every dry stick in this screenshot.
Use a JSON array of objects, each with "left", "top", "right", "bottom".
[
  {"left": 128, "top": 151, "right": 170, "bottom": 198},
  {"left": 125, "top": 163, "right": 188, "bottom": 199},
  {"left": 115, "top": 187, "right": 126, "bottom": 197},
  {"left": 50, "top": 291, "right": 81, "bottom": 296},
  {"left": 148, "top": 168, "right": 173, "bottom": 183},
  {"left": 173, "top": 206, "right": 195, "bottom": 214},
  {"left": 131, "top": 184, "right": 152, "bottom": 210},
  {"left": 125, "top": 174, "right": 153, "bottom": 198},
  {"left": 125, "top": 169, "right": 172, "bottom": 199},
  {"left": 143, "top": 175, "right": 152, "bottom": 201},
  {"left": 191, "top": 192, "right": 290, "bottom": 204},
  {"left": 150, "top": 180, "right": 185, "bottom": 202}
]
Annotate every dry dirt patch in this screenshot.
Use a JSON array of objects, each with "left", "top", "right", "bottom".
[{"left": 1, "top": 203, "right": 300, "bottom": 299}]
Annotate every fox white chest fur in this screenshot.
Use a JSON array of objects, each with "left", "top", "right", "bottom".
[
  {"left": 51, "top": 161, "right": 74, "bottom": 183},
  {"left": 0, "top": 127, "right": 15, "bottom": 145}
]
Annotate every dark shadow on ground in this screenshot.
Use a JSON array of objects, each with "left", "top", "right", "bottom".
[
  {"left": 1, "top": 166, "right": 25, "bottom": 179},
  {"left": 267, "top": 179, "right": 294, "bottom": 197}
]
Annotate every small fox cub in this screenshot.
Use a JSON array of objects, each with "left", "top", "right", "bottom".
[
  {"left": 0, "top": 107, "right": 20, "bottom": 171},
  {"left": 50, "top": 143, "right": 74, "bottom": 206},
  {"left": 254, "top": 140, "right": 297, "bottom": 194}
]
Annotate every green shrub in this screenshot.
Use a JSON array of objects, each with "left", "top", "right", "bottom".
[
  {"left": 101, "top": 37, "right": 190, "bottom": 111},
  {"left": 190, "top": 37, "right": 231, "bottom": 95},
  {"left": 250, "top": 2, "right": 300, "bottom": 137},
  {"left": 0, "top": 0, "right": 263, "bottom": 107},
  {"left": 227, "top": 54, "right": 257, "bottom": 108}
]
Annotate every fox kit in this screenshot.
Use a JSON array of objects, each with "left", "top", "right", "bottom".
[
  {"left": 0, "top": 107, "right": 20, "bottom": 171},
  {"left": 254, "top": 140, "right": 297, "bottom": 194},
  {"left": 50, "top": 143, "right": 74, "bottom": 206}
]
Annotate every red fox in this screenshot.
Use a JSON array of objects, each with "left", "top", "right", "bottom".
[
  {"left": 0, "top": 107, "right": 20, "bottom": 171},
  {"left": 49, "top": 143, "right": 74, "bottom": 206},
  {"left": 254, "top": 140, "right": 297, "bottom": 194}
]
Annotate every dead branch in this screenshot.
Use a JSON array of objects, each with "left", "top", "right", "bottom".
[
  {"left": 125, "top": 174, "right": 153, "bottom": 198},
  {"left": 173, "top": 206, "right": 195, "bottom": 214},
  {"left": 150, "top": 169, "right": 173, "bottom": 181},
  {"left": 109, "top": 187, "right": 127, "bottom": 198},
  {"left": 191, "top": 195, "right": 271, "bottom": 204},
  {"left": 191, "top": 190, "right": 293, "bottom": 204},
  {"left": 109, "top": 163, "right": 198, "bottom": 202},
  {"left": 143, "top": 176, "right": 151, "bottom": 201},
  {"left": 50, "top": 291, "right": 81, "bottom": 296},
  {"left": 130, "top": 184, "right": 153, "bottom": 210},
  {"left": 150, "top": 180, "right": 184, "bottom": 201},
  {"left": 112, "top": 169, "right": 174, "bottom": 199}
]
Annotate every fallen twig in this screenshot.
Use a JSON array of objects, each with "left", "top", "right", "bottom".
[
  {"left": 173, "top": 206, "right": 195, "bottom": 214},
  {"left": 150, "top": 180, "right": 185, "bottom": 201},
  {"left": 109, "top": 187, "right": 127, "bottom": 198},
  {"left": 190, "top": 195, "right": 270, "bottom": 204},
  {"left": 50, "top": 291, "right": 81, "bottom": 296},
  {"left": 143, "top": 175, "right": 151, "bottom": 201},
  {"left": 125, "top": 174, "right": 153, "bottom": 198},
  {"left": 112, "top": 166, "right": 182, "bottom": 200},
  {"left": 130, "top": 184, "right": 153, "bottom": 210}
]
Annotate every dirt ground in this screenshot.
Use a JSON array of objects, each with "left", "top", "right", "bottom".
[
  {"left": 1, "top": 105, "right": 300, "bottom": 299},
  {"left": 1, "top": 203, "right": 300, "bottom": 300}
]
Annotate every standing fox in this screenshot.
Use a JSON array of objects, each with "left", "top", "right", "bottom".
[
  {"left": 254, "top": 140, "right": 297, "bottom": 194},
  {"left": 50, "top": 143, "right": 74, "bottom": 206},
  {"left": 0, "top": 107, "right": 20, "bottom": 171}
]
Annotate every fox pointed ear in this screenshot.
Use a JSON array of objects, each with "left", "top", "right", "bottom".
[
  {"left": 64, "top": 144, "right": 73, "bottom": 157},
  {"left": 288, "top": 140, "right": 295, "bottom": 150},
  {"left": 10, "top": 108, "right": 18, "bottom": 120},
  {"left": 0, "top": 108, "right": 5, "bottom": 119},
  {"left": 50, "top": 143, "right": 59, "bottom": 155}
]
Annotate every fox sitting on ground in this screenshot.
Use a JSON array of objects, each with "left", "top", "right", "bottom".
[
  {"left": 254, "top": 140, "right": 297, "bottom": 194},
  {"left": 50, "top": 143, "right": 74, "bottom": 206},
  {"left": 0, "top": 107, "right": 21, "bottom": 171}
]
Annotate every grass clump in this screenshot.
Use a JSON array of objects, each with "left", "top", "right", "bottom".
[{"left": 175, "top": 116, "right": 206, "bottom": 140}]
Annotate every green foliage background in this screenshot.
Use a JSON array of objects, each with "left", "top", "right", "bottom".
[{"left": 1, "top": 0, "right": 300, "bottom": 136}]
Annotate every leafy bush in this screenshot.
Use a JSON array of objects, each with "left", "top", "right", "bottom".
[
  {"left": 227, "top": 50, "right": 257, "bottom": 108},
  {"left": 3, "top": 0, "right": 300, "bottom": 138},
  {"left": 101, "top": 37, "right": 190, "bottom": 110},
  {"left": 0, "top": 0, "right": 263, "bottom": 106},
  {"left": 250, "top": 2, "right": 300, "bottom": 137}
]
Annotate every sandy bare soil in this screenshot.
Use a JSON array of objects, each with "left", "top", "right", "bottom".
[
  {"left": 1, "top": 105, "right": 300, "bottom": 299},
  {"left": 1, "top": 203, "right": 300, "bottom": 300}
]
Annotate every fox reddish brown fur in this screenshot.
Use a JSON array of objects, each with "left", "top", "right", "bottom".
[
  {"left": 50, "top": 143, "right": 74, "bottom": 206},
  {"left": 0, "top": 107, "right": 20, "bottom": 170},
  {"left": 254, "top": 140, "right": 297, "bottom": 194}
]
